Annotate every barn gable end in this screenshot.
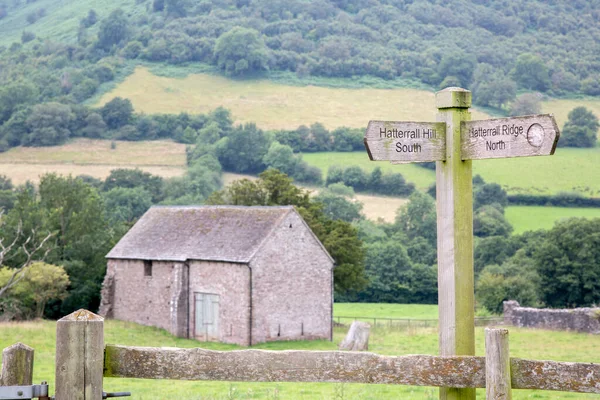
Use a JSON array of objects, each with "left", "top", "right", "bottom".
[{"left": 250, "top": 211, "right": 334, "bottom": 344}]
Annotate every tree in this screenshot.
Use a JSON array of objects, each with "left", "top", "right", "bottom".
[
  {"left": 0, "top": 213, "right": 54, "bottom": 299},
  {"left": 97, "top": 9, "right": 129, "bottom": 51},
  {"left": 395, "top": 191, "right": 437, "bottom": 246},
  {"left": 361, "top": 240, "right": 413, "bottom": 303},
  {"left": 216, "top": 123, "right": 270, "bottom": 173},
  {"left": 100, "top": 97, "right": 133, "bottom": 130},
  {"left": 475, "top": 266, "right": 539, "bottom": 313},
  {"left": 36, "top": 174, "right": 115, "bottom": 315},
  {"left": 165, "top": 0, "right": 190, "bottom": 17},
  {"left": 263, "top": 141, "right": 297, "bottom": 176},
  {"left": 437, "top": 51, "right": 476, "bottom": 87},
  {"left": 474, "top": 183, "right": 508, "bottom": 209},
  {"left": 558, "top": 107, "right": 598, "bottom": 148},
  {"left": 314, "top": 191, "right": 363, "bottom": 222},
  {"left": 474, "top": 235, "right": 520, "bottom": 275},
  {"left": 509, "top": 93, "right": 541, "bottom": 116},
  {"left": 0, "top": 82, "right": 37, "bottom": 125},
  {"left": 0, "top": 262, "right": 69, "bottom": 319},
  {"left": 534, "top": 218, "right": 600, "bottom": 307},
  {"left": 81, "top": 112, "right": 107, "bottom": 138},
  {"left": 103, "top": 168, "right": 164, "bottom": 203},
  {"left": 214, "top": 27, "right": 268, "bottom": 76},
  {"left": 473, "top": 205, "right": 513, "bottom": 237},
  {"left": 511, "top": 53, "right": 550, "bottom": 91},
  {"left": 81, "top": 9, "right": 98, "bottom": 28},
  {"left": 102, "top": 187, "right": 152, "bottom": 224},
  {"left": 23, "top": 103, "right": 74, "bottom": 147}
]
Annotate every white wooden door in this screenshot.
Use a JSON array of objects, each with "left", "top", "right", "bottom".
[{"left": 195, "top": 293, "right": 220, "bottom": 341}]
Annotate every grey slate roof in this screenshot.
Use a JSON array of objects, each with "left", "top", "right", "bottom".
[{"left": 106, "top": 205, "right": 296, "bottom": 263}]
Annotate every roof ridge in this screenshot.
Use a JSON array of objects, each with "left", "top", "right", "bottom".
[{"left": 149, "top": 205, "right": 294, "bottom": 210}]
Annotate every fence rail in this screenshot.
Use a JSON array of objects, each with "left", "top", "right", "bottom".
[
  {"left": 334, "top": 316, "right": 504, "bottom": 329},
  {"left": 3, "top": 309, "right": 600, "bottom": 399}
]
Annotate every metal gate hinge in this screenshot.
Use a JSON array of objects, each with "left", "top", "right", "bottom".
[{"left": 0, "top": 382, "right": 48, "bottom": 400}]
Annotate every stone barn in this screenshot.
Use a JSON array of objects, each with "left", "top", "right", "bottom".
[{"left": 99, "top": 205, "right": 334, "bottom": 346}]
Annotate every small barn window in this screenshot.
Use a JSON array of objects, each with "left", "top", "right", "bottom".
[{"left": 144, "top": 260, "right": 152, "bottom": 277}]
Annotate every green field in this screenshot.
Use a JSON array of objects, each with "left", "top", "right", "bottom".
[
  {"left": 506, "top": 206, "right": 600, "bottom": 234},
  {"left": 333, "top": 303, "right": 438, "bottom": 319},
  {"left": 2, "top": 304, "right": 600, "bottom": 399},
  {"left": 303, "top": 149, "right": 600, "bottom": 197}
]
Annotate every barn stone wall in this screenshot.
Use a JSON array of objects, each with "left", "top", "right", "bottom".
[
  {"left": 188, "top": 260, "right": 251, "bottom": 346},
  {"left": 250, "top": 211, "right": 333, "bottom": 344},
  {"left": 100, "top": 259, "right": 188, "bottom": 337},
  {"left": 503, "top": 300, "right": 600, "bottom": 334}
]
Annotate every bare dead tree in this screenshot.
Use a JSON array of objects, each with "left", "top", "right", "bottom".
[{"left": 0, "top": 211, "right": 55, "bottom": 298}]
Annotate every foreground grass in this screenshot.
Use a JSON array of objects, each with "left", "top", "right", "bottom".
[
  {"left": 2, "top": 303, "right": 600, "bottom": 399},
  {"left": 506, "top": 206, "right": 600, "bottom": 234},
  {"left": 96, "top": 67, "right": 491, "bottom": 131}
]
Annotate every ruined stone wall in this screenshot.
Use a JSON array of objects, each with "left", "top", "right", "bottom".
[
  {"left": 188, "top": 260, "right": 251, "bottom": 346},
  {"left": 102, "top": 259, "right": 188, "bottom": 337},
  {"left": 251, "top": 211, "right": 333, "bottom": 344},
  {"left": 503, "top": 300, "right": 600, "bottom": 334}
]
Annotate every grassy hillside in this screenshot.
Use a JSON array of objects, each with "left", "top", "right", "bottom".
[
  {"left": 95, "top": 67, "right": 491, "bottom": 130},
  {"left": 2, "top": 308, "right": 600, "bottom": 399},
  {"left": 0, "top": 0, "right": 144, "bottom": 46}
]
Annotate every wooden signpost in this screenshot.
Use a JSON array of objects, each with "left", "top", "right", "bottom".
[
  {"left": 364, "top": 121, "right": 446, "bottom": 163},
  {"left": 462, "top": 114, "right": 560, "bottom": 160},
  {"left": 363, "top": 87, "right": 560, "bottom": 400}
]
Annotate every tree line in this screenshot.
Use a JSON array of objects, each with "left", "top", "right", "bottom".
[
  {"left": 1, "top": 0, "right": 599, "bottom": 151},
  {"left": 2, "top": 167, "right": 599, "bottom": 320}
]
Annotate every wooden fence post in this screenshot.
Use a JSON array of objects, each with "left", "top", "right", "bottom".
[
  {"left": 485, "top": 328, "right": 512, "bottom": 399},
  {"left": 55, "top": 309, "right": 104, "bottom": 400},
  {"left": 0, "top": 342, "right": 34, "bottom": 386}
]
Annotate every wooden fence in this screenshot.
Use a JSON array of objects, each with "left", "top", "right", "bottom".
[{"left": 2, "top": 309, "right": 600, "bottom": 399}]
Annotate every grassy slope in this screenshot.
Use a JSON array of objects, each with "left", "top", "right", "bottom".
[
  {"left": 95, "top": 67, "right": 491, "bottom": 130},
  {"left": 2, "top": 306, "right": 600, "bottom": 399},
  {"left": 506, "top": 206, "right": 600, "bottom": 234},
  {"left": 0, "top": 0, "right": 142, "bottom": 46}
]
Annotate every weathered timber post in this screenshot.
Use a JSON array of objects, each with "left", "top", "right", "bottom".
[
  {"left": 0, "top": 342, "right": 34, "bottom": 386},
  {"left": 436, "top": 87, "right": 475, "bottom": 400},
  {"left": 485, "top": 328, "right": 512, "bottom": 399},
  {"left": 55, "top": 309, "right": 104, "bottom": 400},
  {"left": 363, "top": 86, "right": 560, "bottom": 400}
]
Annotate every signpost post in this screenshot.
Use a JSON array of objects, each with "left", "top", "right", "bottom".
[{"left": 363, "top": 87, "right": 560, "bottom": 400}]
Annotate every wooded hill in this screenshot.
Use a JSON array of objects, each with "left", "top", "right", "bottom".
[{"left": 1, "top": 0, "right": 600, "bottom": 105}]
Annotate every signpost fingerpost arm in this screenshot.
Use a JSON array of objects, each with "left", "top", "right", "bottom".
[{"left": 436, "top": 87, "right": 475, "bottom": 400}]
